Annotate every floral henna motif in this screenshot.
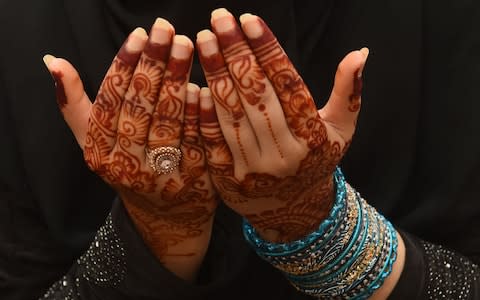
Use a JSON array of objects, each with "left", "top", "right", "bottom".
[
  {"left": 150, "top": 57, "right": 192, "bottom": 146},
  {"left": 84, "top": 55, "right": 135, "bottom": 173},
  {"left": 197, "top": 12, "right": 350, "bottom": 243},
  {"left": 210, "top": 141, "right": 341, "bottom": 242},
  {"left": 82, "top": 32, "right": 215, "bottom": 262}
]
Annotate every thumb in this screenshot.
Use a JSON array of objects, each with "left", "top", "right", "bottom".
[
  {"left": 43, "top": 55, "right": 92, "bottom": 149},
  {"left": 319, "top": 48, "right": 369, "bottom": 141}
]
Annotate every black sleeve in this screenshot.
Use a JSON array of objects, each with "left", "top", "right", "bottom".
[
  {"left": 388, "top": 230, "right": 479, "bottom": 300},
  {"left": 39, "top": 200, "right": 217, "bottom": 300}
]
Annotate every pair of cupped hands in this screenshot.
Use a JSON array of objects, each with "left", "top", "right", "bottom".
[{"left": 44, "top": 8, "right": 368, "bottom": 267}]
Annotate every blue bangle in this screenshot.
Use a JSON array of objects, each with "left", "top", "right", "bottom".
[
  {"left": 242, "top": 167, "right": 398, "bottom": 299},
  {"left": 243, "top": 167, "right": 347, "bottom": 256}
]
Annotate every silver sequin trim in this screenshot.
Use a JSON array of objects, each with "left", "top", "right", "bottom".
[
  {"left": 423, "top": 241, "right": 479, "bottom": 300},
  {"left": 77, "top": 214, "right": 126, "bottom": 286},
  {"left": 40, "top": 276, "right": 80, "bottom": 299}
]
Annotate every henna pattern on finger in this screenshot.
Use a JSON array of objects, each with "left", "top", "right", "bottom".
[
  {"left": 84, "top": 57, "right": 134, "bottom": 171},
  {"left": 219, "top": 32, "right": 284, "bottom": 158},
  {"left": 198, "top": 48, "right": 251, "bottom": 166},
  {"left": 349, "top": 70, "right": 362, "bottom": 113},
  {"left": 51, "top": 70, "right": 67, "bottom": 110},
  {"left": 199, "top": 17, "right": 352, "bottom": 243},
  {"left": 82, "top": 34, "right": 216, "bottom": 262},
  {"left": 150, "top": 57, "right": 192, "bottom": 146}
]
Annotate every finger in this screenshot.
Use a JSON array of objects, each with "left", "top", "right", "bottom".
[
  {"left": 210, "top": 8, "right": 291, "bottom": 159},
  {"left": 196, "top": 29, "right": 259, "bottom": 169},
  {"left": 43, "top": 55, "right": 91, "bottom": 148},
  {"left": 320, "top": 48, "right": 369, "bottom": 141},
  {"left": 117, "top": 19, "right": 174, "bottom": 156},
  {"left": 179, "top": 83, "right": 206, "bottom": 178},
  {"left": 148, "top": 35, "right": 193, "bottom": 149},
  {"left": 89, "top": 27, "right": 148, "bottom": 159},
  {"left": 199, "top": 87, "right": 241, "bottom": 178},
  {"left": 240, "top": 14, "right": 320, "bottom": 147}
]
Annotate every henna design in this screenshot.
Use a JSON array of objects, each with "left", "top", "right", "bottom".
[
  {"left": 82, "top": 35, "right": 215, "bottom": 262},
  {"left": 210, "top": 140, "right": 341, "bottom": 242},
  {"left": 51, "top": 70, "right": 67, "bottom": 109},
  {"left": 198, "top": 50, "right": 250, "bottom": 166},
  {"left": 199, "top": 14, "right": 351, "bottom": 243},
  {"left": 223, "top": 42, "right": 266, "bottom": 106},
  {"left": 150, "top": 57, "right": 192, "bottom": 146},
  {"left": 349, "top": 70, "right": 362, "bottom": 112}
]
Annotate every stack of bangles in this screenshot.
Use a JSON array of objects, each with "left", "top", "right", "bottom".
[{"left": 243, "top": 168, "right": 398, "bottom": 299}]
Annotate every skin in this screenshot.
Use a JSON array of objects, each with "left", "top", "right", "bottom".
[
  {"left": 44, "top": 19, "right": 217, "bottom": 282},
  {"left": 196, "top": 8, "right": 405, "bottom": 299},
  {"left": 44, "top": 8, "right": 405, "bottom": 298}
]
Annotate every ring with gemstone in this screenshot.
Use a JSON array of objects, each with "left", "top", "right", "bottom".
[{"left": 145, "top": 146, "right": 182, "bottom": 175}]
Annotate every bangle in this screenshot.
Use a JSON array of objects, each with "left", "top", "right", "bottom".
[{"left": 243, "top": 167, "right": 398, "bottom": 299}]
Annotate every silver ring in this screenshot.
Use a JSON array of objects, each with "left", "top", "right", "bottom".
[{"left": 145, "top": 146, "right": 182, "bottom": 175}]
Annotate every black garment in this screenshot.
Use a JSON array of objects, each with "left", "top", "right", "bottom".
[
  {"left": 0, "top": 0, "right": 479, "bottom": 299},
  {"left": 40, "top": 199, "right": 480, "bottom": 300}
]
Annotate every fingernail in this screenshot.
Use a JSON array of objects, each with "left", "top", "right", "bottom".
[
  {"left": 211, "top": 8, "right": 235, "bottom": 33},
  {"left": 43, "top": 54, "right": 56, "bottom": 69},
  {"left": 127, "top": 27, "right": 148, "bottom": 52},
  {"left": 187, "top": 83, "right": 200, "bottom": 103},
  {"left": 199, "top": 88, "right": 217, "bottom": 123},
  {"left": 171, "top": 35, "right": 193, "bottom": 59},
  {"left": 118, "top": 28, "right": 148, "bottom": 66},
  {"left": 239, "top": 14, "right": 263, "bottom": 39},
  {"left": 196, "top": 30, "right": 219, "bottom": 56},
  {"left": 150, "top": 18, "right": 173, "bottom": 44}
]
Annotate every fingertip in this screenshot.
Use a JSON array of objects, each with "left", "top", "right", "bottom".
[
  {"left": 359, "top": 47, "right": 370, "bottom": 59},
  {"left": 186, "top": 83, "right": 200, "bottom": 103},
  {"left": 42, "top": 54, "right": 56, "bottom": 70},
  {"left": 200, "top": 87, "right": 212, "bottom": 102},
  {"left": 239, "top": 13, "right": 256, "bottom": 24}
]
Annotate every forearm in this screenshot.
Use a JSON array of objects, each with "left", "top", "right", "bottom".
[
  {"left": 121, "top": 195, "right": 214, "bottom": 282},
  {"left": 41, "top": 199, "right": 216, "bottom": 299},
  {"left": 244, "top": 169, "right": 478, "bottom": 299},
  {"left": 369, "top": 232, "right": 405, "bottom": 300}
]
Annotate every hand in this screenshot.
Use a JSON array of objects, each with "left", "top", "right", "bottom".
[
  {"left": 43, "top": 19, "right": 217, "bottom": 280},
  {"left": 196, "top": 9, "right": 368, "bottom": 243}
]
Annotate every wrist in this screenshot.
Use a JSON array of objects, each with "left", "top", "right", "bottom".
[
  {"left": 121, "top": 194, "right": 216, "bottom": 282},
  {"left": 243, "top": 168, "right": 400, "bottom": 298},
  {"left": 247, "top": 174, "right": 335, "bottom": 243}
]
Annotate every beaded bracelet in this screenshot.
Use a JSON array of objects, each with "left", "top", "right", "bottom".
[{"left": 243, "top": 167, "right": 398, "bottom": 299}]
